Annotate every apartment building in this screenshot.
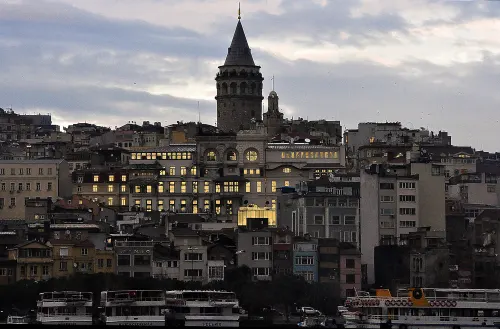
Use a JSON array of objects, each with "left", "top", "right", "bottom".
[
  {"left": 0, "top": 160, "right": 71, "bottom": 219},
  {"left": 339, "top": 246, "right": 362, "bottom": 298},
  {"left": 317, "top": 238, "right": 340, "bottom": 284},
  {"left": 293, "top": 235, "right": 318, "bottom": 282},
  {"left": 169, "top": 228, "right": 208, "bottom": 282},
  {"left": 8, "top": 241, "right": 53, "bottom": 281},
  {"left": 360, "top": 161, "right": 446, "bottom": 284},
  {"left": 237, "top": 227, "right": 273, "bottom": 281},
  {"left": 272, "top": 228, "right": 293, "bottom": 275},
  {"left": 114, "top": 240, "right": 154, "bottom": 278},
  {"left": 152, "top": 244, "right": 180, "bottom": 280},
  {"left": 277, "top": 175, "right": 360, "bottom": 244},
  {"left": 47, "top": 239, "right": 97, "bottom": 277},
  {"left": 71, "top": 167, "right": 129, "bottom": 210},
  {"left": 448, "top": 172, "right": 499, "bottom": 206}
]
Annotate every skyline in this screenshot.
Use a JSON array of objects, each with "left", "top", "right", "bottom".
[{"left": 1, "top": 0, "right": 500, "bottom": 151}]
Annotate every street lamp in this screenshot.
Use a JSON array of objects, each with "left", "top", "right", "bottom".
[{"left": 188, "top": 247, "right": 198, "bottom": 282}]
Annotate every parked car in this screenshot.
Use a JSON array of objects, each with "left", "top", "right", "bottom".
[{"left": 300, "top": 306, "right": 322, "bottom": 316}]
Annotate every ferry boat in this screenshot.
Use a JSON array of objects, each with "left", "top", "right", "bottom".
[
  {"left": 164, "top": 290, "right": 242, "bottom": 327},
  {"left": 341, "top": 287, "right": 500, "bottom": 329},
  {"left": 36, "top": 291, "right": 93, "bottom": 325},
  {"left": 99, "top": 290, "right": 166, "bottom": 326}
]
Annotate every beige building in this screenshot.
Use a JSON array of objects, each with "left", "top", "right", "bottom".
[
  {"left": 0, "top": 160, "right": 71, "bottom": 219},
  {"left": 360, "top": 161, "right": 446, "bottom": 284},
  {"left": 448, "top": 172, "right": 499, "bottom": 207}
]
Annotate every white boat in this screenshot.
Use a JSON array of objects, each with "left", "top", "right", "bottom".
[
  {"left": 100, "top": 290, "right": 165, "bottom": 326},
  {"left": 341, "top": 287, "right": 500, "bottom": 329},
  {"left": 164, "top": 290, "right": 242, "bottom": 327},
  {"left": 7, "top": 315, "right": 30, "bottom": 324},
  {"left": 36, "top": 291, "right": 93, "bottom": 325}
]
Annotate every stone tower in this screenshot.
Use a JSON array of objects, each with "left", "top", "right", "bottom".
[
  {"left": 215, "top": 17, "right": 264, "bottom": 133},
  {"left": 263, "top": 90, "right": 284, "bottom": 138}
]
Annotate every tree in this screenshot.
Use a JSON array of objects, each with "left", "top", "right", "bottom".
[{"left": 271, "top": 274, "right": 308, "bottom": 321}]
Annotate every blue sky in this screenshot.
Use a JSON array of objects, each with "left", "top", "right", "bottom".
[{"left": 1, "top": 0, "right": 499, "bottom": 151}]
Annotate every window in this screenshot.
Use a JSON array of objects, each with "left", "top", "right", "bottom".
[
  {"left": 146, "top": 199, "right": 153, "bottom": 212},
  {"left": 204, "top": 199, "right": 210, "bottom": 211},
  {"left": 108, "top": 185, "right": 114, "bottom": 192},
  {"left": 246, "top": 182, "right": 251, "bottom": 193},
  {"left": 180, "top": 167, "right": 187, "bottom": 176},
  {"left": 26, "top": 183, "right": 31, "bottom": 191},
  {"left": 42, "top": 265, "right": 49, "bottom": 276},
  {"left": 215, "top": 184, "right": 220, "bottom": 193},
  {"left": 399, "top": 182, "right": 416, "bottom": 189},
  {"left": 223, "top": 181, "right": 239, "bottom": 193},
  {"left": 380, "top": 195, "right": 394, "bottom": 202},
  {"left": 18, "top": 183, "right": 22, "bottom": 191},
  {"left": 284, "top": 180, "right": 290, "bottom": 187},
  {"left": 48, "top": 168, "right": 52, "bottom": 175},
  {"left": 346, "top": 274, "right": 356, "bottom": 284},
  {"left": 252, "top": 267, "right": 270, "bottom": 276},
  {"left": 92, "top": 185, "right": 98, "bottom": 193},
  {"left": 59, "top": 261, "right": 67, "bottom": 271},
  {"left": 169, "top": 167, "right": 175, "bottom": 176},
  {"left": 208, "top": 266, "right": 224, "bottom": 280},
  {"left": 134, "top": 255, "right": 151, "bottom": 266},
  {"left": 256, "top": 181, "right": 262, "bottom": 193},
  {"left": 146, "top": 185, "right": 152, "bottom": 193},
  {"left": 184, "top": 253, "right": 203, "bottom": 261},
  {"left": 107, "top": 197, "right": 113, "bottom": 206},
  {"left": 181, "top": 182, "right": 187, "bottom": 193},
  {"left": 252, "top": 252, "right": 270, "bottom": 260},
  {"left": 271, "top": 181, "right": 276, "bottom": 192},
  {"left": 252, "top": 237, "right": 270, "bottom": 245},
  {"left": 120, "top": 197, "right": 127, "bottom": 206},
  {"left": 400, "top": 208, "right": 416, "bottom": 215},
  {"left": 59, "top": 248, "right": 69, "bottom": 257},
  {"left": 184, "top": 269, "right": 202, "bottom": 277},
  {"left": 93, "top": 175, "right": 99, "bottom": 182},
  {"left": 29, "top": 265, "right": 38, "bottom": 275},
  {"left": 400, "top": 220, "right": 416, "bottom": 228},
  {"left": 204, "top": 182, "right": 210, "bottom": 193},
  {"left": 283, "top": 167, "right": 292, "bottom": 173},
  {"left": 169, "top": 182, "right": 175, "bottom": 193},
  {"left": 190, "top": 166, "right": 197, "bottom": 175},
  {"left": 206, "top": 151, "right": 217, "bottom": 161},
  {"left": 314, "top": 215, "right": 324, "bottom": 225},
  {"left": 39, "top": 168, "right": 44, "bottom": 175},
  {"left": 487, "top": 185, "right": 496, "bottom": 193},
  {"left": 295, "top": 256, "right": 314, "bottom": 265},
  {"left": 227, "top": 151, "right": 237, "bottom": 161},
  {"left": 380, "top": 183, "right": 394, "bottom": 190},
  {"left": 245, "top": 150, "right": 258, "bottom": 161},
  {"left": 296, "top": 271, "right": 314, "bottom": 282},
  {"left": 380, "top": 208, "right": 394, "bottom": 215},
  {"left": 330, "top": 216, "right": 341, "bottom": 225},
  {"left": 121, "top": 175, "right": 127, "bottom": 181},
  {"left": 98, "top": 259, "right": 104, "bottom": 268},
  {"left": 192, "top": 200, "right": 198, "bottom": 214},
  {"left": 192, "top": 181, "right": 198, "bottom": 193},
  {"left": 399, "top": 195, "right": 416, "bottom": 202},
  {"left": 346, "top": 259, "right": 356, "bottom": 269},
  {"left": 344, "top": 216, "right": 355, "bottom": 225},
  {"left": 10, "top": 198, "right": 15, "bottom": 206},
  {"left": 81, "top": 248, "right": 88, "bottom": 255},
  {"left": 117, "top": 255, "right": 131, "bottom": 266},
  {"left": 106, "top": 259, "right": 112, "bottom": 267},
  {"left": 109, "top": 175, "right": 114, "bottom": 182}
]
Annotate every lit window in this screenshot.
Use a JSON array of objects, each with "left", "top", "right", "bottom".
[
  {"left": 369, "top": 137, "right": 375, "bottom": 143},
  {"left": 227, "top": 151, "right": 237, "bottom": 161},
  {"left": 169, "top": 167, "right": 175, "bottom": 176},
  {"left": 109, "top": 175, "right": 114, "bottom": 182},
  {"left": 204, "top": 199, "right": 210, "bottom": 211},
  {"left": 215, "top": 183, "right": 221, "bottom": 193},
  {"left": 180, "top": 199, "right": 187, "bottom": 212},
  {"left": 121, "top": 175, "right": 127, "bottom": 181},
  {"left": 135, "top": 186, "right": 141, "bottom": 193},
  {"left": 146, "top": 199, "right": 152, "bottom": 212},
  {"left": 215, "top": 200, "right": 221, "bottom": 214},
  {"left": 92, "top": 185, "right": 98, "bottom": 193},
  {"left": 283, "top": 167, "right": 291, "bottom": 173},
  {"left": 158, "top": 182, "right": 164, "bottom": 193},
  {"left": 206, "top": 151, "right": 217, "bottom": 161},
  {"left": 169, "top": 199, "right": 175, "bottom": 211},
  {"left": 245, "top": 150, "right": 258, "bottom": 161},
  {"left": 93, "top": 175, "right": 99, "bottom": 182},
  {"left": 284, "top": 181, "right": 290, "bottom": 187},
  {"left": 107, "top": 197, "right": 113, "bottom": 206},
  {"left": 271, "top": 181, "right": 276, "bottom": 192},
  {"left": 120, "top": 197, "right": 127, "bottom": 206},
  {"left": 146, "top": 185, "right": 152, "bottom": 193},
  {"left": 190, "top": 166, "right": 197, "bottom": 175},
  {"left": 181, "top": 182, "right": 187, "bottom": 193},
  {"left": 158, "top": 200, "right": 164, "bottom": 211},
  {"left": 257, "top": 181, "right": 262, "bottom": 193},
  {"left": 169, "top": 182, "right": 175, "bottom": 193},
  {"left": 180, "top": 167, "right": 187, "bottom": 176},
  {"left": 204, "top": 182, "right": 210, "bottom": 193},
  {"left": 121, "top": 185, "right": 126, "bottom": 193},
  {"left": 246, "top": 182, "right": 251, "bottom": 193},
  {"left": 108, "top": 185, "right": 114, "bottom": 192},
  {"left": 192, "top": 200, "right": 198, "bottom": 214},
  {"left": 192, "top": 181, "right": 198, "bottom": 193},
  {"left": 272, "top": 199, "right": 276, "bottom": 209},
  {"left": 223, "top": 182, "right": 239, "bottom": 193}
]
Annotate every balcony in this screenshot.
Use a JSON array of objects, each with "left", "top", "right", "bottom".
[{"left": 115, "top": 241, "right": 154, "bottom": 248}]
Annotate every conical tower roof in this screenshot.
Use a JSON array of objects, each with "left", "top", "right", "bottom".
[{"left": 224, "top": 20, "right": 255, "bottom": 66}]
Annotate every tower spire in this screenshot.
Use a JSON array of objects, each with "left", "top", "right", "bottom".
[{"left": 238, "top": 2, "right": 241, "bottom": 20}]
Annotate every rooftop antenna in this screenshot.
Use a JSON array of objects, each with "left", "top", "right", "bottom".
[
  {"left": 271, "top": 75, "right": 275, "bottom": 91},
  {"left": 197, "top": 101, "right": 200, "bottom": 123},
  {"left": 238, "top": 2, "right": 241, "bottom": 20}
]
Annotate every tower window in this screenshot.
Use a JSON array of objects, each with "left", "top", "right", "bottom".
[
  {"left": 206, "top": 151, "right": 217, "bottom": 162},
  {"left": 230, "top": 82, "right": 237, "bottom": 94},
  {"left": 245, "top": 150, "right": 258, "bottom": 162},
  {"left": 227, "top": 151, "right": 237, "bottom": 161},
  {"left": 240, "top": 82, "right": 247, "bottom": 94}
]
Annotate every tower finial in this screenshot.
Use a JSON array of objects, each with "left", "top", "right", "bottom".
[{"left": 238, "top": 2, "right": 241, "bottom": 20}]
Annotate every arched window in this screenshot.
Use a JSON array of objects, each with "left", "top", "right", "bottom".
[
  {"left": 230, "top": 82, "right": 237, "bottom": 94},
  {"left": 216, "top": 84, "right": 220, "bottom": 96},
  {"left": 250, "top": 83, "right": 256, "bottom": 94},
  {"left": 222, "top": 83, "right": 228, "bottom": 95},
  {"left": 227, "top": 151, "right": 237, "bottom": 161},
  {"left": 206, "top": 150, "right": 217, "bottom": 161},
  {"left": 245, "top": 150, "right": 258, "bottom": 162},
  {"left": 240, "top": 82, "right": 247, "bottom": 94}
]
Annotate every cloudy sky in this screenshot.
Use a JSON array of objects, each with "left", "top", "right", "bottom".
[{"left": 1, "top": 0, "right": 499, "bottom": 151}]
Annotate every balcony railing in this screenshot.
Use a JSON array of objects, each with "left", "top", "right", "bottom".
[{"left": 115, "top": 241, "right": 154, "bottom": 247}]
